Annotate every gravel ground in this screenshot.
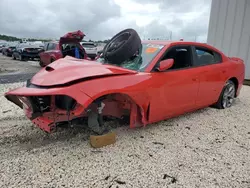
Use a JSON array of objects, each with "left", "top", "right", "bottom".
[
  {"left": 0, "top": 54, "right": 40, "bottom": 75},
  {"left": 0, "top": 73, "right": 36, "bottom": 84},
  {"left": 0, "top": 83, "right": 250, "bottom": 188},
  {"left": 0, "top": 54, "right": 40, "bottom": 84}
]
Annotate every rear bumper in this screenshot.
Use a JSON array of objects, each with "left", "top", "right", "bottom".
[
  {"left": 87, "top": 53, "right": 97, "bottom": 58},
  {"left": 6, "top": 51, "right": 13, "bottom": 56},
  {"left": 21, "top": 52, "right": 40, "bottom": 58}
]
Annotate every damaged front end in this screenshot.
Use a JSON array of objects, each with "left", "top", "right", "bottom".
[
  {"left": 5, "top": 85, "right": 148, "bottom": 134},
  {"left": 4, "top": 85, "right": 88, "bottom": 132}
]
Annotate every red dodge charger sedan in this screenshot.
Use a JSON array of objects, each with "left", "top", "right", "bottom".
[{"left": 5, "top": 40, "right": 245, "bottom": 135}]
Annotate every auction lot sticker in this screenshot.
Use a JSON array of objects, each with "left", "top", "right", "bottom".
[{"left": 145, "top": 47, "right": 158, "bottom": 53}]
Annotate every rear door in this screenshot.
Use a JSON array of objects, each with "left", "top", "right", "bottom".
[{"left": 192, "top": 46, "right": 228, "bottom": 107}]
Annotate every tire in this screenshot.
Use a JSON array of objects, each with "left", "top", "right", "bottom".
[
  {"left": 39, "top": 60, "right": 45, "bottom": 67},
  {"left": 12, "top": 54, "right": 16, "bottom": 60},
  {"left": 214, "top": 80, "right": 236, "bottom": 109},
  {"left": 103, "top": 28, "right": 141, "bottom": 64},
  {"left": 20, "top": 54, "right": 24, "bottom": 61},
  {"left": 51, "top": 58, "right": 55, "bottom": 63}
]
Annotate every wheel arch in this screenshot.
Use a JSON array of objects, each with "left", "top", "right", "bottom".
[
  {"left": 228, "top": 77, "right": 239, "bottom": 97},
  {"left": 85, "top": 92, "right": 149, "bottom": 128},
  {"left": 51, "top": 57, "right": 56, "bottom": 62}
]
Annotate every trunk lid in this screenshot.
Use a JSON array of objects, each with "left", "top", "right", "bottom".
[
  {"left": 59, "top": 30, "right": 85, "bottom": 44},
  {"left": 31, "top": 56, "right": 137, "bottom": 86}
]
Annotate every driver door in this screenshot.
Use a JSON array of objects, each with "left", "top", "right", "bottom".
[{"left": 148, "top": 46, "right": 200, "bottom": 123}]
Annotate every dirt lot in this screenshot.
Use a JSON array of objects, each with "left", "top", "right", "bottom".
[
  {"left": 0, "top": 55, "right": 249, "bottom": 188},
  {"left": 0, "top": 54, "right": 41, "bottom": 84}
]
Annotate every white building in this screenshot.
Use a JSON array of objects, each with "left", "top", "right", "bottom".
[{"left": 207, "top": 0, "right": 250, "bottom": 79}]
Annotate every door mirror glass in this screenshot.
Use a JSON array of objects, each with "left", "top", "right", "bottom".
[{"left": 158, "top": 58, "right": 174, "bottom": 71}]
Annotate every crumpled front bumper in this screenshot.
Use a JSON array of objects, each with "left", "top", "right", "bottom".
[{"left": 5, "top": 86, "right": 92, "bottom": 132}]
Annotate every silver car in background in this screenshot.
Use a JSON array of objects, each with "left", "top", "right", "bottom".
[{"left": 81, "top": 42, "right": 97, "bottom": 59}]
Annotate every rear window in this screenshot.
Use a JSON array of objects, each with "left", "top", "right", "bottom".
[
  {"left": 82, "top": 43, "right": 95, "bottom": 48},
  {"left": 195, "top": 47, "right": 222, "bottom": 66},
  {"left": 47, "top": 43, "right": 57, "bottom": 50}
]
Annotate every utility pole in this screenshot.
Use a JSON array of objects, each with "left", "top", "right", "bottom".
[{"left": 169, "top": 31, "right": 172, "bottom": 40}]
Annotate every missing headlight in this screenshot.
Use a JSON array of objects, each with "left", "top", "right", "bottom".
[{"left": 55, "top": 95, "right": 76, "bottom": 110}]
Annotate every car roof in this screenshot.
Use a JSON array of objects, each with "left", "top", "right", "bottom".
[
  {"left": 142, "top": 40, "right": 222, "bottom": 54},
  {"left": 142, "top": 40, "right": 207, "bottom": 46}
]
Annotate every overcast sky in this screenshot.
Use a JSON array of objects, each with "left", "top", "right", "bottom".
[{"left": 0, "top": 0, "right": 211, "bottom": 42}]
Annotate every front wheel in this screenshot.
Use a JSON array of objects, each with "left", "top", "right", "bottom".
[
  {"left": 19, "top": 54, "right": 24, "bottom": 61},
  {"left": 214, "top": 80, "right": 236, "bottom": 109}
]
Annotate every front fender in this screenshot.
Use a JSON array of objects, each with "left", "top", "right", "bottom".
[{"left": 5, "top": 85, "right": 92, "bottom": 109}]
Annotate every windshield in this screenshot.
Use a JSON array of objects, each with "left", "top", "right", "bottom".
[{"left": 97, "top": 43, "right": 164, "bottom": 71}]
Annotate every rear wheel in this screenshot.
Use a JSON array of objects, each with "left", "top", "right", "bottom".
[
  {"left": 51, "top": 58, "right": 55, "bottom": 63},
  {"left": 214, "top": 80, "right": 236, "bottom": 109},
  {"left": 39, "top": 60, "right": 45, "bottom": 67}
]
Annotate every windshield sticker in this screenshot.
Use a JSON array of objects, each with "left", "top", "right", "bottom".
[
  {"left": 145, "top": 47, "right": 158, "bottom": 53},
  {"left": 146, "top": 44, "right": 164, "bottom": 49}
]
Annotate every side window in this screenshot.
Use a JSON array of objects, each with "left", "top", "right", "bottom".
[
  {"left": 160, "top": 46, "right": 192, "bottom": 70},
  {"left": 44, "top": 43, "right": 48, "bottom": 51},
  {"left": 47, "top": 43, "right": 55, "bottom": 51},
  {"left": 195, "top": 47, "right": 222, "bottom": 66},
  {"left": 214, "top": 52, "right": 222, "bottom": 63},
  {"left": 52, "top": 43, "right": 57, "bottom": 49}
]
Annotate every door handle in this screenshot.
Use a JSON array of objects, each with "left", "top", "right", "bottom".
[{"left": 192, "top": 77, "right": 198, "bottom": 81}]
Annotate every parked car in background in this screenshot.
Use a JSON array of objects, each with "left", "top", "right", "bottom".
[
  {"left": 1, "top": 46, "right": 8, "bottom": 55},
  {"left": 39, "top": 30, "right": 87, "bottom": 67},
  {"left": 3, "top": 45, "right": 16, "bottom": 56},
  {"left": 81, "top": 42, "right": 97, "bottom": 59},
  {"left": 2, "top": 44, "right": 11, "bottom": 55},
  {"left": 12, "top": 43, "right": 44, "bottom": 61},
  {"left": 0, "top": 43, "right": 7, "bottom": 53}
]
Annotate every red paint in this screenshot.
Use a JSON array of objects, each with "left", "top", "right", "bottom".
[
  {"left": 31, "top": 56, "right": 137, "bottom": 86},
  {"left": 39, "top": 30, "right": 88, "bottom": 66},
  {"left": 5, "top": 41, "right": 245, "bottom": 133}
]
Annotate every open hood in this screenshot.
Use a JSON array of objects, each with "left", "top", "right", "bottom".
[
  {"left": 30, "top": 56, "right": 137, "bottom": 87},
  {"left": 59, "top": 30, "right": 85, "bottom": 44}
]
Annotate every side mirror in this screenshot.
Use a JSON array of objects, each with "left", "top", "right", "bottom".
[{"left": 157, "top": 58, "right": 174, "bottom": 71}]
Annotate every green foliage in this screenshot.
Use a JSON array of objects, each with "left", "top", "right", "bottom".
[
  {"left": 0, "top": 34, "right": 51, "bottom": 42},
  {"left": 0, "top": 34, "right": 21, "bottom": 42},
  {"left": 0, "top": 34, "right": 110, "bottom": 43}
]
